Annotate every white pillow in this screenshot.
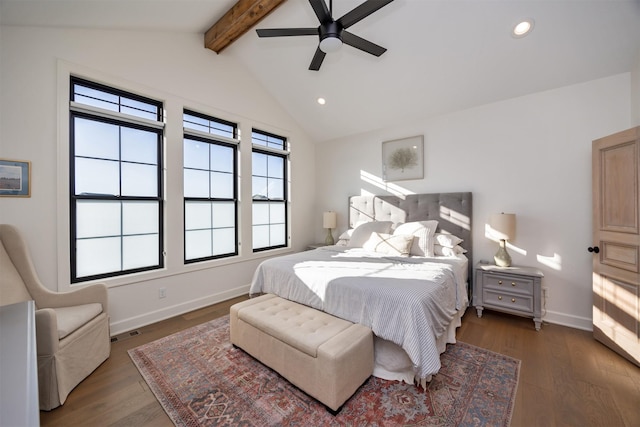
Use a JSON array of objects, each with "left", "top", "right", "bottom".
[
  {"left": 435, "top": 233, "right": 463, "bottom": 248},
  {"left": 338, "top": 229, "right": 353, "bottom": 240},
  {"left": 393, "top": 220, "right": 438, "bottom": 256},
  {"left": 363, "top": 232, "right": 414, "bottom": 257},
  {"left": 348, "top": 221, "right": 394, "bottom": 247},
  {"left": 434, "top": 244, "right": 467, "bottom": 256}
]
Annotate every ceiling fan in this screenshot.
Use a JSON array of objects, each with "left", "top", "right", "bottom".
[{"left": 256, "top": 0, "right": 394, "bottom": 71}]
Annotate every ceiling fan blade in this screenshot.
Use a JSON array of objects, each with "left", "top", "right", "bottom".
[
  {"left": 309, "top": 47, "right": 326, "bottom": 71},
  {"left": 309, "top": 0, "right": 332, "bottom": 24},
  {"left": 342, "top": 31, "right": 386, "bottom": 56},
  {"left": 256, "top": 28, "right": 318, "bottom": 37},
  {"left": 337, "top": 0, "right": 394, "bottom": 29}
]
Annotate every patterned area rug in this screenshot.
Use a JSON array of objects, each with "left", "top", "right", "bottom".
[{"left": 129, "top": 315, "right": 520, "bottom": 426}]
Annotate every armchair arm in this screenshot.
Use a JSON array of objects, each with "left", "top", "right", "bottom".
[
  {"left": 35, "top": 308, "right": 59, "bottom": 356},
  {"left": 40, "top": 283, "right": 109, "bottom": 315}
]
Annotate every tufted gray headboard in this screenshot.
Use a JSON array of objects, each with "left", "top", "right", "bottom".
[{"left": 349, "top": 192, "right": 473, "bottom": 292}]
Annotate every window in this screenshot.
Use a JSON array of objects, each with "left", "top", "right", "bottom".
[
  {"left": 252, "top": 129, "right": 288, "bottom": 251},
  {"left": 183, "top": 110, "right": 238, "bottom": 262},
  {"left": 69, "top": 77, "right": 164, "bottom": 283}
]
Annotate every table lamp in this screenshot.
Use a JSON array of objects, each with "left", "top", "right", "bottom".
[
  {"left": 323, "top": 211, "right": 337, "bottom": 245},
  {"left": 490, "top": 213, "right": 516, "bottom": 267}
]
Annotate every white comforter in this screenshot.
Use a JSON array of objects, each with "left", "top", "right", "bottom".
[{"left": 249, "top": 246, "right": 468, "bottom": 379}]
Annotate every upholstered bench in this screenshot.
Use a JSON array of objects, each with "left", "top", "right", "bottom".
[{"left": 230, "top": 293, "right": 373, "bottom": 412}]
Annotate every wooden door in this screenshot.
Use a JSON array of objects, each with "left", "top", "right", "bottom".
[{"left": 591, "top": 126, "right": 640, "bottom": 367}]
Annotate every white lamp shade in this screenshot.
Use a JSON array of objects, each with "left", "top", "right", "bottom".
[
  {"left": 490, "top": 213, "right": 516, "bottom": 241},
  {"left": 323, "top": 211, "right": 337, "bottom": 229}
]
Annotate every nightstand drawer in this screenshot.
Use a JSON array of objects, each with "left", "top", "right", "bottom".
[
  {"left": 482, "top": 289, "right": 533, "bottom": 313},
  {"left": 482, "top": 273, "right": 533, "bottom": 295}
]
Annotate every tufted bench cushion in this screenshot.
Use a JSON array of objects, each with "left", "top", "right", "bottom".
[{"left": 230, "top": 294, "right": 373, "bottom": 412}]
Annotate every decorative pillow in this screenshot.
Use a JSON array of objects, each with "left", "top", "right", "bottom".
[
  {"left": 434, "top": 244, "right": 467, "bottom": 256},
  {"left": 338, "top": 229, "right": 354, "bottom": 241},
  {"left": 348, "top": 221, "right": 393, "bottom": 247},
  {"left": 393, "top": 220, "right": 438, "bottom": 256},
  {"left": 363, "top": 232, "right": 414, "bottom": 257},
  {"left": 435, "top": 233, "right": 463, "bottom": 248}
]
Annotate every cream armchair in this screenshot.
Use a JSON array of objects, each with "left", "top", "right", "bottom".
[{"left": 0, "top": 224, "right": 110, "bottom": 411}]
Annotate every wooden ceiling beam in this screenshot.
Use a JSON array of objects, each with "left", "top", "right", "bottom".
[{"left": 205, "top": 0, "right": 288, "bottom": 54}]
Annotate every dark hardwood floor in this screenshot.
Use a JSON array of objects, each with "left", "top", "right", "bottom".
[{"left": 40, "top": 297, "right": 640, "bottom": 427}]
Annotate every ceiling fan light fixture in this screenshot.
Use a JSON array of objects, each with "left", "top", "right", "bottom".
[{"left": 319, "top": 36, "right": 343, "bottom": 53}]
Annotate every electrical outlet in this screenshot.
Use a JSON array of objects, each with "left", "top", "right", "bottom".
[
  {"left": 159, "top": 288, "right": 167, "bottom": 299},
  {"left": 542, "top": 287, "right": 549, "bottom": 298}
]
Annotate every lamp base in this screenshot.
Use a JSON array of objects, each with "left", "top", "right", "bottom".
[
  {"left": 494, "top": 239, "right": 512, "bottom": 267},
  {"left": 325, "top": 228, "right": 334, "bottom": 246}
]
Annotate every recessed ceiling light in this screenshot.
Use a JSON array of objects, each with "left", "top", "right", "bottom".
[
  {"left": 317, "top": 97, "right": 326, "bottom": 105},
  {"left": 512, "top": 19, "right": 535, "bottom": 38}
]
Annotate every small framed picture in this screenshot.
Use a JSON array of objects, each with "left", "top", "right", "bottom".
[
  {"left": 0, "top": 158, "right": 31, "bottom": 197},
  {"left": 382, "top": 135, "right": 424, "bottom": 181}
]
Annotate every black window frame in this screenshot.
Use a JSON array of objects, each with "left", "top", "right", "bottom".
[
  {"left": 183, "top": 109, "right": 239, "bottom": 263},
  {"left": 251, "top": 128, "right": 289, "bottom": 252},
  {"left": 69, "top": 76, "right": 164, "bottom": 283}
]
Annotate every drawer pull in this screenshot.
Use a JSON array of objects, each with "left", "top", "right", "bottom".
[
  {"left": 498, "top": 296, "right": 502, "bottom": 300},
  {"left": 498, "top": 280, "right": 503, "bottom": 285},
  {"left": 511, "top": 298, "right": 516, "bottom": 303},
  {"left": 511, "top": 282, "right": 516, "bottom": 286}
]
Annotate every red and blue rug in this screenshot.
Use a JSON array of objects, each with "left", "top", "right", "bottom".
[{"left": 129, "top": 315, "right": 519, "bottom": 426}]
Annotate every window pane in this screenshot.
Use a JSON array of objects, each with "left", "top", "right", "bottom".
[
  {"left": 252, "top": 203, "right": 269, "bottom": 225},
  {"left": 73, "top": 82, "right": 159, "bottom": 121},
  {"left": 252, "top": 152, "right": 267, "bottom": 176},
  {"left": 184, "top": 169, "right": 209, "bottom": 198},
  {"left": 74, "top": 85, "right": 119, "bottom": 112},
  {"left": 76, "top": 201, "right": 121, "bottom": 238},
  {"left": 267, "top": 155, "right": 284, "bottom": 178},
  {"left": 75, "top": 158, "right": 119, "bottom": 196},
  {"left": 210, "top": 172, "right": 233, "bottom": 199},
  {"left": 185, "top": 230, "right": 212, "bottom": 259},
  {"left": 123, "top": 234, "right": 159, "bottom": 269},
  {"left": 212, "top": 228, "right": 235, "bottom": 255},
  {"left": 121, "top": 97, "right": 158, "bottom": 121},
  {"left": 185, "top": 202, "right": 212, "bottom": 230},
  {"left": 269, "top": 202, "right": 285, "bottom": 224},
  {"left": 210, "top": 145, "right": 233, "bottom": 173},
  {"left": 123, "top": 201, "right": 158, "bottom": 235},
  {"left": 184, "top": 139, "right": 209, "bottom": 170},
  {"left": 252, "top": 176, "right": 268, "bottom": 199},
  {"left": 252, "top": 225, "right": 270, "bottom": 249},
  {"left": 267, "top": 178, "right": 284, "bottom": 199},
  {"left": 270, "top": 224, "right": 286, "bottom": 246},
  {"left": 121, "top": 127, "right": 158, "bottom": 164},
  {"left": 212, "top": 202, "right": 235, "bottom": 228},
  {"left": 121, "top": 163, "right": 157, "bottom": 196},
  {"left": 74, "top": 117, "right": 119, "bottom": 160},
  {"left": 76, "top": 237, "right": 121, "bottom": 277}
]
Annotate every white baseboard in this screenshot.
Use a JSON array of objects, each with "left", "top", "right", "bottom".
[
  {"left": 109, "top": 284, "right": 250, "bottom": 336},
  {"left": 543, "top": 309, "right": 593, "bottom": 331}
]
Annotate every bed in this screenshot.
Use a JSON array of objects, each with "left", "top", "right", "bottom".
[{"left": 249, "top": 192, "right": 472, "bottom": 385}]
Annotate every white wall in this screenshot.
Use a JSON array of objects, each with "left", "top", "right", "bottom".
[
  {"left": 316, "top": 73, "right": 632, "bottom": 330},
  {"left": 0, "top": 26, "right": 317, "bottom": 334}
]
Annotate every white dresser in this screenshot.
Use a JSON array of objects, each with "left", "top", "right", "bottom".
[{"left": 0, "top": 301, "right": 40, "bottom": 426}]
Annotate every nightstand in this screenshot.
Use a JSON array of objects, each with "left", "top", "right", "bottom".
[{"left": 473, "top": 262, "right": 544, "bottom": 330}]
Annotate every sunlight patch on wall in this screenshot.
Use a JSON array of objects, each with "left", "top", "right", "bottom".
[
  {"left": 360, "top": 170, "right": 414, "bottom": 199},
  {"left": 484, "top": 223, "right": 527, "bottom": 255},
  {"left": 440, "top": 205, "right": 470, "bottom": 231},
  {"left": 537, "top": 253, "right": 562, "bottom": 271}
]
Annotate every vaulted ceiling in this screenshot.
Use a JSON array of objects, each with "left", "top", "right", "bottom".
[{"left": 2, "top": 0, "right": 639, "bottom": 143}]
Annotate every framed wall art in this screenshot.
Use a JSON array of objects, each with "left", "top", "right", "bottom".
[
  {"left": 0, "top": 158, "right": 31, "bottom": 197},
  {"left": 382, "top": 135, "right": 424, "bottom": 181}
]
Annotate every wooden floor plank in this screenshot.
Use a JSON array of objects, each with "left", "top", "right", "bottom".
[{"left": 40, "top": 298, "right": 639, "bottom": 427}]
